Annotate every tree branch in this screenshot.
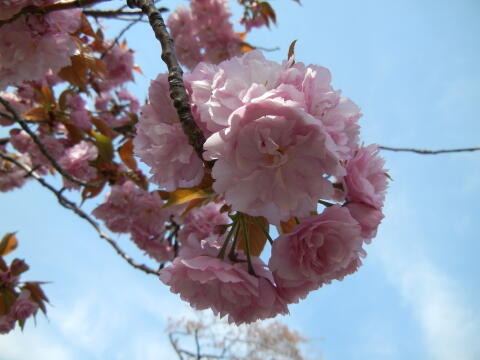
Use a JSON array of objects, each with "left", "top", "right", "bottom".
[
  {"left": 0, "top": 0, "right": 108, "bottom": 27},
  {"left": 84, "top": 8, "right": 167, "bottom": 18},
  {"left": 0, "top": 151, "right": 161, "bottom": 276},
  {"left": 0, "top": 97, "right": 104, "bottom": 188},
  {"left": 126, "top": 0, "right": 213, "bottom": 169},
  {"left": 379, "top": 145, "right": 480, "bottom": 155}
]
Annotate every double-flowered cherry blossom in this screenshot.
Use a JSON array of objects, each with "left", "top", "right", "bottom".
[
  {"left": 269, "top": 205, "right": 364, "bottom": 303},
  {"left": 160, "top": 255, "right": 288, "bottom": 324},
  {"left": 167, "top": 0, "right": 242, "bottom": 70},
  {"left": 136, "top": 49, "right": 389, "bottom": 323},
  {"left": 92, "top": 180, "right": 175, "bottom": 262},
  {"left": 0, "top": 1, "right": 81, "bottom": 89}
]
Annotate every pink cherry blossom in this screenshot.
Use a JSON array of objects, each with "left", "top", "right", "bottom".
[
  {"left": 204, "top": 98, "right": 343, "bottom": 224},
  {"left": 269, "top": 205, "right": 363, "bottom": 303},
  {"left": 92, "top": 181, "right": 166, "bottom": 235},
  {"left": 0, "top": 91, "right": 32, "bottom": 126},
  {"left": 98, "top": 42, "right": 135, "bottom": 91},
  {"left": 58, "top": 141, "right": 98, "bottom": 189},
  {"left": 0, "top": 315, "right": 15, "bottom": 334},
  {"left": 9, "top": 130, "right": 66, "bottom": 173},
  {"left": 0, "top": 0, "right": 28, "bottom": 21},
  {"left": 345, "top": 201, "right": 384, "bottom": 242},
  {"left": 187, "top": 51, "right": 282, "bottom": 132},
  {"left": 11, "top": 290, "right": 38, "bottom": 321},
  {"left": 160, "top": 255, "right": 288, "bottom": 324},
  {"left": 0, "top": 8, "right": 81, "bottom": 89},
  {"left": 168, "top": 0, "right": 242, "bottom": 70},
  {"left": 134, "top": 74, "right": 204, "bottom": 190},
  {"left": 167, "top": 5, "right": 203, "bottom": 70},
  {"left": 131, "top": 233, "right": 174, "bottom": 263},
  {"left": 67, "top": 94, "right": 91, "bottom": 131},
  {"left": 343, "top": 144, "right": 388, "bottom": 209},
  {"left": 0, "top": 153, "right": 32, "bottom": 192},
  {"left": 179, "top": 202, "right": 229, "bottom": 243}
]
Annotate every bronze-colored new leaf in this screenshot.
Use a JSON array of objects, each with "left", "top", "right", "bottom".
[
  {"left": 288, "top": 39, "right": 298, "bottom": 63},
  {"left": 162, "top": 187, "right": 211, "bottom": 209},
  {"left": 236, "top": 215, "right": 269, "bottom": 257},
  {"left": 0, "top": 233, "right": 18, "bottom": 257},
  {"left": 22, "top": 107, "right": 48, "bottom": 121},
  {"left": 58, "top": 55, "right": 89, "bottom": 91},
  {"left": 280, "top": 217, "right": 299, "bottom": 234},
  {"left": 118, "top": 139, "right": 137, "bottom": 170}
]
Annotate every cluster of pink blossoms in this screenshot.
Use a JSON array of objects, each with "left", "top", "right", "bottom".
[
  {"left": 92, "top": 181, "right": 176, "bottom": 263},
  {"left": 135, "top": 51, "right": 388, "bottom": 323},
  {"left": 167, "top": 0, "right": 243, "bottom": 70},
  {"left": 0, "top": 0, "right": 81, "bottom": 89},
  {"left": 0, "top": 258, "right": 39, "bottom": 334}
]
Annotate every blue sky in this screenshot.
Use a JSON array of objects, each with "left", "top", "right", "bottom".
[{"left": 1, "top": 0, "right": 480, "bottom": 359}]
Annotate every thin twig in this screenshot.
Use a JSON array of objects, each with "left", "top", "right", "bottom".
[
  {"left": 379, "top": 145, "right": 480, "bottom": 155},
  {"left": 101, "top": 15, "right": 144, "bottom": 58},
  {"left": 169, "top": 333, "right": 186, "bottom": 360},
  {"left": 0, "top": 97, "right": 103, "bottom": 188},
  {"left": 0, "top": 0, "right": 107, "bottom": 27},
  {"left": 194, "top": 328, "right": 201, "bottom": 360},
  {"left": 0, "top": 151, "right": 161, "bottom": 276},
  {"left": 126, "top": 0, "right": 213, "bottom": 168}
]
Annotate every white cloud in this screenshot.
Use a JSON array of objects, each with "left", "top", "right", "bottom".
[
  {"left": 376, "top": 193, "right": 480, "bottom": 360},
  {"left": 394, "top": 260, "right": 480, "bottom": 360},
  {"left": 0, "top": 328, "right": 74, "bottom": 360}
]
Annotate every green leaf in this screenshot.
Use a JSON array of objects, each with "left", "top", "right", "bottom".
[{"left": 91, "top": 131, "right": 114, "bottom": 163}]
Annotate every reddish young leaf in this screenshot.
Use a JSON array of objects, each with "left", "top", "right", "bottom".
[
  {"left": 259, "top": 1, "right": 277, "bottom": 26},
  {"left": 58, "top": 55, "right": 89, "bottom": 91},
  {"left": 288, "top": 39, "right": 298, "bottom": 63},
  {"left": 0, "top": 233, "right": 18, "bottom": 257},
  {"left": 118, "top": 139, "right": 137, "bottom": 170},
  {"left": 21, "top": 107, "right": 48, "bottom": 121},
  {"left": 91, "top": 117, "right": 117, "bottom": 139},
  {"left": 81, "top": 180, "right": 105, "bottom": 200},
  {"left": 78, "top": 14, "right": 96, "bottom": 37}
]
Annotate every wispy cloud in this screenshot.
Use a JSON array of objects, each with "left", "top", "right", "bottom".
[{"left": 376, "top": 193, "right": 480, "bottom": 360}]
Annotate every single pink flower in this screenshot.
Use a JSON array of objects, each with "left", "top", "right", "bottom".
[
  {"left": 0, "top": 315, "right": 15, "bottom": 334},
  {"left": 160, "top": 255, "right": 288, "bottom": 324},
  {"left": 67, "top": 94, "right": 91, "bottom": 131},
  {"left": 58, "top": 141, "right": 98, "bottom": 189},
  {"left": 0, "top": 153, "right": 32, "bottom": 192},
  {"left": 11, "top": 291, "right": 38, "bottom": 321},
  {"left": 269, "top": 205, "right": 363, "bottom": 303},
  {"left": 204, "top": 98, "right": 343, "bottom": 224},
  {"left": 343, "top": 144, "right": 388, "bottom": 209},
  {"left": 345, "top": 202, "right": 384, "bottom": 242},
  {"left": 167, "top": 0, "right": 242, "bottom": 70},
  {"left": 134, "top": 74, "right": 204, "bottom": 190},
  {"left": 92, "top": 181, "right": 166, "bottom": 235},
  {"left": 178, "top": 202, "right": 229, "bottom": 243},
  {"left": 99, "top": 42, "right": 135, "bottom": 91}
]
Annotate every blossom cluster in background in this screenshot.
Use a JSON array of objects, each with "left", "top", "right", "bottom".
[{"left": 0, "top": 234, "right": 48, "bottom": 334}]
